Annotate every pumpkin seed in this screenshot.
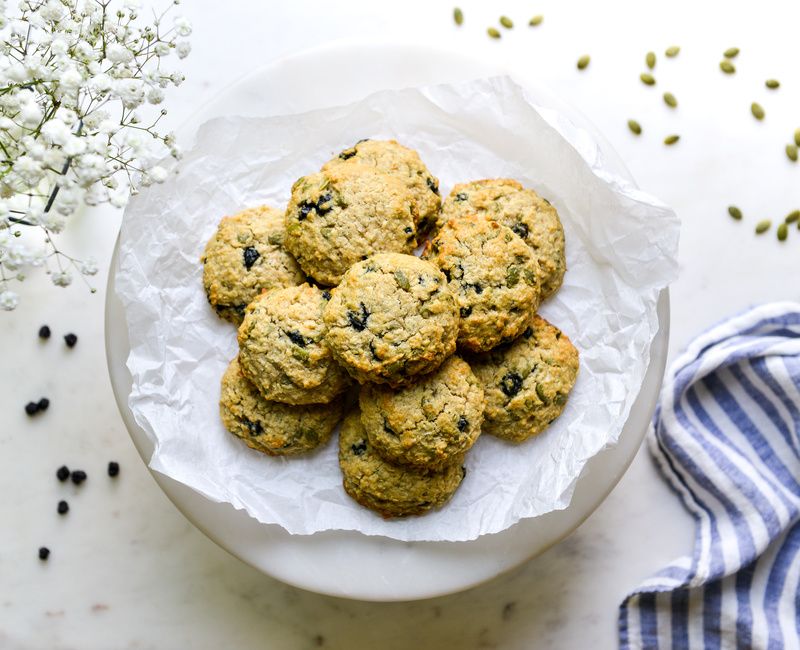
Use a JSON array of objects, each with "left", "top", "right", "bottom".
[
  {"left": 453, "top": 7, "right": 463, "bottom": 25},
  {"left": 795, "top": 128, "right": 800, "bottom": 147},
  {"left": 766, "top": 79, "right": 780, "bottom": 89},
  {"left": 627, "top": 119, "right": 642, "bottom": 135},
  {"left": 720, "top": 60, "right": 736, "bottom": 74},
  {"left": 751, "top": 102, "right": 765, "bottom": 120},
  {"left": 646, "top": 51, "right": 656, "bottom": 69},
  {"left": 723, "top": 47, "right": 740, "bottom": 59},
  {"left": 728, "top": 206, "right": 743, "bottom": 220},
  {"left": 529, "top": 14, "right": 543, "bottom": 26},
  {"left": 663, "top": 92, "right": 677, "bottom": 108},
  {"left": 535, "top": 383, "right": 549, "bottom": 404},
  {"left": 487, "top": 27, "right": 501, "bottom": 39},
  {"left": 755, "top": 220, "right": 771, "bottom": 234},
  {"left": 664, "top": 134, "right": 680, "bottom": 145},
  {"left": 785, "top": 210, "right": 800, "bottom": 224},
  {"left": 577, "top": 55, "right": 590, "bottom": 70},
  {"left": 640, "top": 72, "right": 656, "bottom": 85},
  {"left": 787, "top": 144, "right": 799, "bottom": 162},
  {"left": 665, "top": 45, "right": 680, "bottom": 57},
  {"left": 499, "top": 15, "right": 513, "bottom": 28},
  {"left": 777, "top": 223, "right": 788, "bottom": 241}
]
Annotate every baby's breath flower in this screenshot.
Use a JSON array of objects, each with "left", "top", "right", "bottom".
[{"left": 0, "top": 0, "right": 190, "bottom": 309}]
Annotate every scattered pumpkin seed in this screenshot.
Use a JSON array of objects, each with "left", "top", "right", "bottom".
[
  {"left": 453, "top": 7, "right": 463, "bottom": 25},
  {"left": 665, "top": 45, "right": 680, "bottom": 57},
  {"left": 723, "top": 47, "right": 740, "bottom": 59},
  {"left": 785, "top": 210, "right": 800, "bottom": 224},
  {"left": 720, "top": 60, "right": 736, "bottom": 74},
  {"left": 728, "top": 206, "right": 743, "bottom": 221},
  {"left": 751, "top": 102, "right": 765, "bottom": 120},
  {"left": 640, "top": 72, "right": 656, "bottom": 85},
  {"left": 663, "top": 92, "right": 677, "bottom": 108},
  {"left": 795, "top": 128, "right": 800, "bottom": 147},
  {"left": 487, "top": 27, "right": 501, "bottom": 39},
  {"left": 577, "top": 55, "right": 590, "bottom": 70},
  {"left": 529, "top": 14, "right": 543, "bottom": 26},
  {"left": 777, "top": 223, "right": 788, "bottom": 241},
  {"left": 627, "top": 119, "right": 642, "bottom": 135},
  {"left": 499, "top": 15, "right": 513, "bottom": 29},
  {"left": 766, "top": 79, "right": 780, "bottom": 89},
  {"left": 787, "top": 144, "right": 799, "bottom": 163},
  {"left": 664, "top": 134, "right": 680, "bottom": 145},
  {"left": 646, "top": 51, "right": 656, "bottom": 69},
  {"left": 755, "top": 219, "right": 771, "bottom": 234}
]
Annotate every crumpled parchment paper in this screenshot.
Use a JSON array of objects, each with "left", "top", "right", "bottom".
[{"left": 116, "top": 76, "right": 679, "bottom": 542}]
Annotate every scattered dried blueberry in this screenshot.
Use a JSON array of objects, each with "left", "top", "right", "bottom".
[
  {"left": 38, "top": 546, "right": 50, "bottom": 561},
  {"left": 38, "top": 325, "right": 51, "bottom": 339},
  {"left": 64, "top": 333, "right": 78, "bottom": 348},
  {"left": 70, "top": 470, "right": 87, "bottom": 485},
  {"left": 108, "top": 462, "right": 120, "bottom": 477},
  {"left": 242, "top": 246, "right": 260, "bottom": 270},
  {"left": 457, "top": 416, "right": 469, "bottom": 431},
  {"left": 57, "top": 500, "right": 69, "bottom": 515},
  {"left": 346, "top": 302, "right": 370, "bottom": 331},
  {"left": 56, "top": 465, "right": 70, "bottom": 482},
  {"left": 285, "top": 330, "right": 309, "bottom": 347},
  {"left": 25, "top": 401, "right": 39, "bottom": 416},
  {"left": 37, "top": 397, "right": 49, "bottom": 412},
  {"left": 500, "top": 372, "right": 524, "bottom": 397}
]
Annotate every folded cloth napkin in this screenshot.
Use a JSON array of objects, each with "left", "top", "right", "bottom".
[{"left": 619, "top": 302, "right": 800, "bottom": 650}]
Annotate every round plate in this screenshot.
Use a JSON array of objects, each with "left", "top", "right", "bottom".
[{"left": 105, "top": 40, "right": 670, "bottom": 602}]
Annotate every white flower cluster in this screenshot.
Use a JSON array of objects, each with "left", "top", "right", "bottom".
[{"left": 0, "top": 0, "right": 191, "bottom": 309}]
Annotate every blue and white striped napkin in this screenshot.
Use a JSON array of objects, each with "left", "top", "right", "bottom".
[{"left": 619, "top": 302, "right": 800, "bottom": 649}]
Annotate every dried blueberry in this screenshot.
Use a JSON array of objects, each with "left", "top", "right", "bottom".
[
  {"left": 297, "top": 200, "right": 315, "bottom": 220},
  {"left": 38, "top": 546, "right": 50, "bottom": 561},
  {"left": 25, "top": 401, "right": 39, "bottom": 416},
  {"left": 338, "top": 148, "right": 357, "bottom": 160},
  {"left": 555, "top": 331, "right": 562, "bottom": 340},
  {"left": 403, "top": 226, "right": 413, "bottom": 234},
  {"left": 457, "top": 416, "right": 469, "bottom": 431},
  {"left": 316, "top": 192, "right": 333, "bottom": 216},
  {"left": 70, "top": 470, "right": 87, "bottom": 485},
  {"left": 56, "top": 465, "right": 70, "bottom": 482},
  {"left": 321, "top": 290, "right": 331, "bottom": 301},
  {"left": 511, "top": 222, "right": 529, "bottom": 239},
  {"left": 57, "top": 500, "right": 69, "bottom": 515},
  {"left": 351, "top": 440, "right": 368, "bottom": 456},
  {"left": 460, "top": 306, "right": 472, "bottom": 318},
  {"left": 500, "top": 372, "right": 524, "bottom": 397},
  {"left": 346, "top": 302, "right": 369, "bottom": 331},
  {"left": 242, "top": 246, "right": 260, "bottom": 270},
  {"left": 38, "top": 325, "right": 51, "bottom": 339},
  {"left": 108, "top": 462, "right": 120, "bottom": 477},
  {"left": 455, "top": 192, "right": 468, "bottom": 202},
  {"left": 286, "top": 330, "right": 308, "bottom": 347},
  {"left": 355, "top": 138, "right": 370, "bottom": 145},
  {"left": 64, "top": 333, "right": 78, "bottom": 348},
  {"left": 426, "top": 177, "right": 440, "bottom": 195},
  {"left": 37, "top": 397, "right": 49, "bottom": 412},
  {"left": 244, "top": 419, "right": 263, "bottom": 437},
  {"left": 472, "top": 283, "right": 483, "bottom": 295}
]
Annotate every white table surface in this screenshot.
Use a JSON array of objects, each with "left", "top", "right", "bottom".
[{"left": 2, "top": 1, "right": 798, "bottom": 648}]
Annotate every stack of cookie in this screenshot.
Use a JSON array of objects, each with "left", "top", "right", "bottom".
[{"left": 202, "top": 139, "right": 579, "bottom": 519}]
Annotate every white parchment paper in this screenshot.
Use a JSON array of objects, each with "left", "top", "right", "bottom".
[{"left": 116, "top": 76, "right": 679, "bottom": 542}]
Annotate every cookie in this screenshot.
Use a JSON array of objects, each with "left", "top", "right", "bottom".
[
  {"left": 323, "top": 253, "right": 458, "bottom": 387},
  {"left": 284, "top": 164, "right": 417, "bottom": 286},
  {"left": 237, "top": 284, "right": 350, "bottom": 404},
  {"left": 201, "top": 205, "right": 305, "bottom": 324},
  {"left": 359, "top": 356, "right": 484, "bottom": 471},
  {"left": 322, "top": 139, "right": 441, "bottom": 235},
  {"left": 467, "top": 315, "right": 578, "bottom": 442},
  {"left": 423, "top": 212, "right": 541, "bottom": 352},
  {"left": 338, "top": 408, "right": 465, "bottom": 518},
  {"left": 439, "top": 179, "right": 566, "bottom": 299},
  {"left": 219, "top": 357, "right": 342, "bottom": 455}
]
